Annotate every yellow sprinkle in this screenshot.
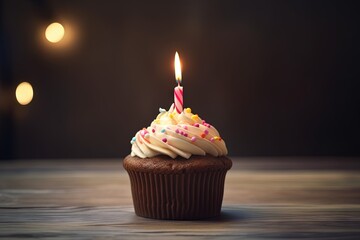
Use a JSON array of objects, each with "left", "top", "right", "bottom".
[
  {"left": 191, "top": 114, "right": 198, "bottom": 120},
  {"left": 214, "top": 136, "right": 219, "bottom": 140},
  {"left": 154, "top": 119, "right": 160, "bottom": 124},
  {"left": 185, "top": 108, "right": 192, "bottom": 113},
  {"left": 169, "top": 113, "right": 175, "bottom": 118}
]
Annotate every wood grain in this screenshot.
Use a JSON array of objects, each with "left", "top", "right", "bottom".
[{"left": 0, "top": 158, "right": 360, "bottom": 239}]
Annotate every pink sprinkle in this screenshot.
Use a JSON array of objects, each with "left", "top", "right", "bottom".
[
  {"left": 194, "top": 123, "right": 200, "bottom": 127},
  {"left": 140, "top": 130, "right": 148, "bottom": 137},
  {"left": 210, "top": 137, "right": 214, "bottom": 142},
  {"left": 202, "top": 120, "right": 206, "bottom": 124},
  {"left": 184, "top": 126, "right": 188, "bottom": 130},
  {"left": 184, "top": 133, "right": 188, "bottom": 137},
  {"left": 175, "top": 129, "right": 180, "bottom": 134},
  {"left": 191, "top": 136, "right": 196, "bottom": 142},
  {"left": 204, "top": 130, "right": 209, "bottom": 135},
  {"left": 162, "top": 138, "right": 167, "bottom": 143},
  {"left": 152, "top": 129, "right": 155, "bottom": 133}
]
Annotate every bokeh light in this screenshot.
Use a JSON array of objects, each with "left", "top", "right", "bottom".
[
  {"left": 45, "top": 22, "right": 65, "bottom": 43},
  {"left": 16, "top": 82, "right": 34, "bottom": 105}
]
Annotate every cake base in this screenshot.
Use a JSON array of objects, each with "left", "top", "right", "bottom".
[{"left": 123, "top": 155, "right": 232, "bottom": 220}]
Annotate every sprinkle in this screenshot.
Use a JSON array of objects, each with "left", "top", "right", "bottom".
[
  {"left": 161, "top": 129, "right": 166, "bottom": 133},
  {"left": 130, "top": 136, "right": 136, "bottom": 144},
  {"left": 213, "top": 136, "right": 221, "bottom": 141},
  {"left": 203, "top": 122, "right": 210, "bottom": 128},
  {"left": 152, "top": 129, "right": 155, "bottom": 133},
  {"left": 201, "top": 133, "right": 206, "bottom": 138},
  {"left": 162, "top": 138, "right": 167, "bottom": 143},
  {"left": 184, "top": 133, "right": 188, "bottom": 137},
  {"left": 202, "top": 120, "right": 206, "bottom": 124},
  {"left": 140, "top": 129, "right": 148, "bottom": 137},
  {"left": 144, "top": 133, "right": 150, "bottom": 139},
  {"left": 204, "top": 129, "right": 209, "bottom": 135},
  {"left": 191, "top": 136, "right": 196, "bottom": 142},
  {"left": 194, "top": 123, "right": 200, "bottom": 127},
  {"left": 191, "top": 114, "right": 199, "bottom": 121},
  {"left": 169, "top": 113, "right": 175, "bottom": 118},
  {"left": 185, "top": 108, "right": 192, "bottom": 113},
  {"left": 175, "top": 129, "right": 180, "bottom": 134},
  {"left": 210, "top": 137, "right": 214, "bottom": 142},
  {"left": 159, "top": 108, "right": 166, "bottom": 113},
  {"left": 183, "top": 126, "right": 188, "bottom": 130}
]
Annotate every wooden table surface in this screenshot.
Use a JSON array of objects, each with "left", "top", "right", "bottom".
[{"left": 0, "top": 157, "right": 360, "bottom": 239}]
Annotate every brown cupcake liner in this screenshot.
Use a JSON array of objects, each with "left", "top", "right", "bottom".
[{"left": 126, "top": 169, "right": 228, "bottom": 220}]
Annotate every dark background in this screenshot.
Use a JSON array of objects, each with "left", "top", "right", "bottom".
[{"left": 0, "top": 0, "right": 359, "bottom": 159}]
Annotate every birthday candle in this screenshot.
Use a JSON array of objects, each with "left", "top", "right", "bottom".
[{"left": 174, "top": 51, "right": 183, "bottom": 113}]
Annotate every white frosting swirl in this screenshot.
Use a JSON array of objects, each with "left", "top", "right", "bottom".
[{"left": 130, "top": 104, "right": 228, "bottom": 159}]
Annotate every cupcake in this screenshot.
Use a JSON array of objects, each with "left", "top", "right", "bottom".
[{"left": 123, "top": 104, "right": 232, "bottom": 220}]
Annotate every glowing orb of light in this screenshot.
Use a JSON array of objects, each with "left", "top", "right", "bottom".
[
  {"left": 45, "top": 22, "right": 65, "bottom": 43},
  {"left": 16, "top": 82, "right": 34, "bottom": 105}
]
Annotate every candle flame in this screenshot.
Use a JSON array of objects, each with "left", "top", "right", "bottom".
[{"left": 175, "top": 51, "right": 182, "bottom": 83}]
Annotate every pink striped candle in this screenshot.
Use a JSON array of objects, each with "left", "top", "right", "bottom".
[
  {"left": 174, "top": 85, "right": 183, "bottom": 113},
  {"left": 174, "top": 52, "right": 183, "bottom": 113}
]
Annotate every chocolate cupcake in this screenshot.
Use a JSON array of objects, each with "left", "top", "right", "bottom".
[{"left": 123, "top": 105, "right": 232, "bottom": 220}]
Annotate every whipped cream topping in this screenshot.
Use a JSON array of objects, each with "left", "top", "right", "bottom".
[{"left": 130, "top": 104, "right": 228, "bottom": 159}]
